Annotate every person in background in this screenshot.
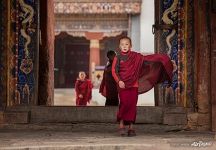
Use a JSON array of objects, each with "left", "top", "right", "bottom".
[{"left": 100, "top": 50, "right": 119, "bottom": 106}]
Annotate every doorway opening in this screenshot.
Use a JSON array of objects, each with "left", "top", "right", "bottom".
[{"left": 53, "top": 0, "right": 155, "bottom": 106}]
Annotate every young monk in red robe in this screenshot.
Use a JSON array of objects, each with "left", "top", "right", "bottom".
[
  {"left": 112, "top": 37, "right": 173, "bottom": 136},
  {"left": 99, "top": 50, "right": 119, "bottom": 106},
  {"left": 75, "top": 71, "right": 93, "bottom": 106}
]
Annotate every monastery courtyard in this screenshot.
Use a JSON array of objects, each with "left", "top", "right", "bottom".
[{"left": 54, "top": 88, "right": 154, "bottom": 106}]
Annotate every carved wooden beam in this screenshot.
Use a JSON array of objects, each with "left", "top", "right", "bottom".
[
  {"left": 55, "top": 14, "right": 128, "bottom": 32},
  {"left": 54, "top": 1, "right": 141, "bottom": 14},
  {"left": 54, "top": 0, "right": 142, "bottom": 3}
]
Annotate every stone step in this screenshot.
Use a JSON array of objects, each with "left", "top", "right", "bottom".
[
  {"left": 0, "top": 111, "right": 30, "bottom": 124},
  {"left": 164, "top": 106, "right": 187, "bottom": 114},
  {"left": 0, "top": 144, "right": 168, "bottom": 150},
  {"left": 0, "top": 123, "right": 185, "bottom": 133},
  {"left": 4, "top": 106, "right": 187, "bottom": 125}
]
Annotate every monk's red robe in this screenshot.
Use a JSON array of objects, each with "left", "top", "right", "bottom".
[
  {"left": 112, "top": 50, "right": 173, "bottom": 124},
  {"left": 75, "top": 79, "right": 93, "bottom": 106}
]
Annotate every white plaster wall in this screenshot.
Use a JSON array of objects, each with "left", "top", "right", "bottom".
[
  {"left": 130, "top": 15, "right": 140, "bottom": 51},
  {"left": 138, "top": 0, "right": 155, "bottom": 106},
  {"left": 140, "top": 0, "right": 154, "bottom": 54}
]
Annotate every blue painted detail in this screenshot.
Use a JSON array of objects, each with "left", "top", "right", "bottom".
[
  {"left": 15, "top": 0, "right": 38, "bottom": 104},
  {"left": 161, "top": 0, "right": 181, "bottom": 91}
]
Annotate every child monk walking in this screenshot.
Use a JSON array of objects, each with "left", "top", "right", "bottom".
[
  {"left": 112, "top": 37, "right": 173, "bottom": 136},
  {"left": 75, "top": 71, "right": 93, "bottom": 106}
]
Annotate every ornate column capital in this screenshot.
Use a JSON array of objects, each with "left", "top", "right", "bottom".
[{"left": 85, "top": 32, "right": 104, "bottom": 40}]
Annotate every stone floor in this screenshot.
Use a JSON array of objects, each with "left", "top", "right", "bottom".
[
  {"left": 54, "top": 88, "right": 155, "bottom": 106},
  {"left": 0, "top": 123, "right": 215, "bottom": 150}
]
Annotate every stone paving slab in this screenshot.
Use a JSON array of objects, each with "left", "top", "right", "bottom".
[
  {"left": 54, "top": 88, "right": 154, "bottom": 106},
  {"left": 0, "top": 123, "right": 215, "bottom": 150}
]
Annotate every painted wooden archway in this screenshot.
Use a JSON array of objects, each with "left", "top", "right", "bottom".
[{"left": 0, "top": 0, "right": 216, "bottom": 131}]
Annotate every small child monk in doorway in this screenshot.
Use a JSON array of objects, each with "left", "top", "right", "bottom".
[{"left": 75, "top": 71, "right": 93, "bottom": 106}]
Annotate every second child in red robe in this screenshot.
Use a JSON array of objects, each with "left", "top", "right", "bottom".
[{"left": 75, "top": 72, "right": 93, "bottom": 106}]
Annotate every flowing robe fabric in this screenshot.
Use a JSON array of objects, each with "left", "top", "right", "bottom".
[
  {"left": 75, "top": 79, "right": 93, "bottom": 106},
  {"left": 99, "top": 63, "right": 119, "bottom": 106},
  {"left": 112, "top": 51, "right": 173, "bottom": 124}
]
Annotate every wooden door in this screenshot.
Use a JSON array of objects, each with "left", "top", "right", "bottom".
[
  {"left": 64, "top": 44, "right": 89, "bottom": 88},
  {"left": 54, "top": 34, "right": 90, "bottom": 88}
]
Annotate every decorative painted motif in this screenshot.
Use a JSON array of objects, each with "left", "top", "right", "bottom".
[
  {"left": 54, "top": 2, "right": 141, "bottom": 14},
  {"left": 162, "top": 0, "right": 189, "bottom": 106},
  {"left": 162, "top": 0, "right": 178, "bottom": 55},
  {"left": 159, "top": 0, "right": 185, "bottom": 105},
  {"left": 19, "top": 0, "right": 35, "bottom": 58},
  {"left": 168, "top": 0, "right": 194, "bottom": 107},
  {"left": 9, "top": 0, "right": 38, "bottom": 105},
  {"left": 20, "top": 58, "right": 33, "bottom": 74}
]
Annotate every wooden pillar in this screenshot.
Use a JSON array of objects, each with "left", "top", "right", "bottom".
[
  {"left": 38, "top": 0, "right": 55, "bottom": 105},
  {"left": 0, "top": 0, "right": 9, "bottom": 109},
  {"left": 194, "top": 0, "right": 211, "bottom": 130},
  {"left": 85, "top": 32, "right": 103, "bottom": 80},
  {"left": 210, "top": 0, "right": 216, "bottom": 132}
]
